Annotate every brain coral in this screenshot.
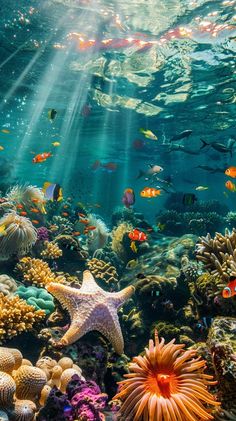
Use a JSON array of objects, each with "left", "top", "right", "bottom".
[{"left": 15, "top": 286, "right": 55, "bottom": 315}]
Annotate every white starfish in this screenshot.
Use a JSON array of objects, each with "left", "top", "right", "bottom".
[{"left": 46, "top": 270, "right": 134, "bottom": 354}]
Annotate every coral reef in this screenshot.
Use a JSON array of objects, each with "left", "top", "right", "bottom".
[
  {"left": 111, "top": 222, "right": 133, "bottom": 262},
  {"left": 114, "top": 331, "right": 220, "bottom": 420},
  {"left": 196, "top": 228, "right": 236, "bottom": 282},
  {"left": 16, "top": 257, "right": 65, "bottom": 287},
  {"left": 15, "top": 286, "right": 55, "bottom": 315},
  {"left": 0, "top": 293, "right": 45, "bottom": 343},
  {"left": 36, "top": 227, "right": 49, "bottom": 242},
  {"left": 0, "top": 212, "right": 37, "bottom": 261},
  {"left": 40, "top": 241, "right": 62, "bottom": 259},
  {"left": 54, "top": 235, "right": 88, "bottom": 261},
  {"left": 46, "top": 270, "right": 134, "bottom": 354},
  {"left": 0, "top": 275, "right": 17, "bottom": 296},
  {"left": 6, "top": 184, "right": 45, "bottom": 213},
  {"left": 93, "top": 244, "right": 124, "bottom": 275},
  {"left": 14, "top": 365, "right": 47, "bottom": 401},
  {"left": 86, "top": 258, "right": 119, "bottom": 290},
  {"left": 51, "top": 216, "right": 74, "bottom": 235}
]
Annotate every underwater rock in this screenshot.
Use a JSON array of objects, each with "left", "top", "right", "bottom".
[{"left": 15, "top": 286, "right": 55, "bottom": 315}]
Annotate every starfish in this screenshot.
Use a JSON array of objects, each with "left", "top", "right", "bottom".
[{"left": 46, "top": 270, "right": 134, "bottom": 354}]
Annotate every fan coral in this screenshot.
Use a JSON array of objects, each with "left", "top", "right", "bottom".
[
  {"left": 86, "top": 214, "right": 109, "bottom": 253},
  {"left": 0, "top": 275, "right": 17, "bottom": 296},
  {"left": 114, "top": 331, "right": 220, "bottom": 421},
  {"left": 41, "top": 241, "right": 62, "bottom": 259},
  {"left": 15, "top": 286, "right": 55, "bottom": 315},
  {"left": 86, "top": 258, "right": 119, "bottom": 289},
  {"left": 0, "top": 212, "right": 37, "bottom": 261},
  {"left": 0, "top": 293, "right": 45, "bottom": 343},
  {"left": 6, "top": 184, "right": 45, "bottom": 213},
  {"left": 16, "top": 257, "right": 65, "bottom": 287},
  {"left": 196, "top": 228, "right": 236, "bottom": 282}
]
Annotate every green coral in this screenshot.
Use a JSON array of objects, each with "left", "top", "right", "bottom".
[{"left": 15, "top": 285, "right": 55, "bottom": 315}]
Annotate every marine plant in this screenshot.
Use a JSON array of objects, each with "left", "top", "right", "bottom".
[
  {"left": 114, "top": 330, "right": 220, "bottom": 420},
  {"left": 15, "top": 285, "right": 55, "bottom": 315},
  {"left": 6, "top": 184, "right": 45, "bottom": 213},
  {"left": 0, "top": 212, "right": 37, "bottom": 261}
]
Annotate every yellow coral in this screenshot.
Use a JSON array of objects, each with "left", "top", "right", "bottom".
[
  {"left": 41, "top": 241, "right": 63, "bottom": 260},
  {"left": 0, "top": 293, "right": 45, "bottom": 343},
  {"left": 86, "top": 258, "right": 118, "bottom": 286},
  {"left": 111, "top": 222, "right": 133, "bottom": 261},
  {"left": 16, "top": 257, "right": 65, "bottom": 287}
]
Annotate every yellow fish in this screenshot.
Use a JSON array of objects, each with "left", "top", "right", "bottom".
[
  {"left": 130, "top": 241, "right": 138, "bottom": 253},
  {"left": 139, "top": 128, "right": 157, "bottom": 140},
  {"left": 0, "top": 225, "right": 7, "bottom": 237},
  {"left": 126, "top": 259, "right": 138, "bottom": 269},
  {"left": 52, "top": 142, "right": 60, "bottom": 147},
  {"left": 1, "top": 129, "right": 10, "bottom": 134},
  {"left": 0, "top": 146, "right": 4, "bottom": 151}
]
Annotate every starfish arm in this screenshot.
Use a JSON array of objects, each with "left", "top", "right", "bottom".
[
  {"left": 46, "top": 282, "right": 81, "bottom": 317},
  {"left": 109, "top": 285, "right": 135, "bottom": 309},
  {"left": 52, "top": 322, "right": 84, "bottom": 347},
  {"left": 92, "top": 305, "right": 125, "bottom": 354},
  {"left": 79, "top": 270, "right": 102, "bottom": 293}
]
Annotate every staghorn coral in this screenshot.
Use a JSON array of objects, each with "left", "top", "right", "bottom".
[
  {"left": 15, "top": 286, "right": 55, "bottom": 315},
  {"left": 114, "top": 330, "right": 220, "bottom": 421},
  {"left": 16, "top": 257, "right": 65, "bottom": 287},
  {"left": 0, "top": 293, "right": 45, "bottom": 343},
  {"left": 111, "top": 222, "right": 133, "bottom": 262},
  {"left": 196, "top": 228, "right": 236, "bottom": 282},
  {"left": 40, "top": 241, "right": 62, "bottom": 259},
  {"left": 0, "top": 275, "right": 17, "bottom": 296},
  {"left": 0, "top": 212, "right": 37, "bottom": 261},
  {"left": 6, "top": 184, "right": 45, "bottom": 213},
  {"left": 86, "top": 258, "right": 119, "bottom": 289}
]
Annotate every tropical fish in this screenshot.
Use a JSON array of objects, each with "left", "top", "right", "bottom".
[
  {"left": 52, "top": 142, "right": 60, "bottom": 147},
  {"left": 128, "top": 228, "right": 147, "bottom": 242},
  {"left": 91, "top": 160, "right": 117, "bottom": 172},
  {"left": 32, "top": 220, "right": 39, "bottom": 224},
  {"left": 182, "top": 193, "right": 197, "bottom": 205},
  {"left": 80, "top": 219, "right": 89, "bottom": 224},
  {"left": 30, "top": 208, "right": 40, "bottom": 213},
  {"left": 72, "top": 232, "right": 81, "bottom": 236},
  {"left": 225, "top": 180, "right": 236, "bottom": 192},
  {"left": 1, "top": 129, "right": 10, "bottom": 134},
  {"left": 169, "top": 144, "right": 199, "bottom": 155},
  {"left": 200, "top": 138, "right": 236, "bottom": 157},
  {"left": 139, "top": 128, "right": 157, "bottom": 140},
  {"left": 0, "top": 146, "right": 4, "bottom": 151},
  {"left": 86, "top": 226, "right": 97, "bottom": 231},
  {"left": 78, "top": 213, "right": 86, "bottom": 218},
  {"left": 122, "top": 188, "right": 135, "bottom": 208},
  {"left": 62, "top": 212, "right": 69, "bottom": 217},
  {"left": 136, "top": 165, "right": 164, "bottom": 179},
  {"left": 32, "top": 152, "right": 52, "bottom": 163},
  {"left": 130, "top": 241, "right": 138, "bottom": 253},
  {"left": 225, "top": 167, "right": 236, "bottom": 178},
  {"left": 48, "top": 109, "right": 57, "bottom": 121},
  {"left": 140, "top": 187, "right": 161, "bottom": 198},
  {"left": 170, "top": 130, "right": 193, "bottom": 142},
  {"left": 20, "top": 211, "right": 27, "bottom": 216},
  {"left": 16, "top": 204, "right": 24, "bottom": 209},
  {"left": 222, "top": 278, "right": 236, "bottom": 298},
  {"left": 195, "top": 186, "right": 209, "bottom": 191},
  {"left": 43, "top": 182, "right": 63, "bottom": 202},
  {"left": 0, "top": 225, "right": 7, "bottom": 237},
  {"left": 126, "top": 259, "right": 138, "bottom": 269}
]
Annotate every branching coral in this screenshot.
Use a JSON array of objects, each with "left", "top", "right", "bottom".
[
  {"left": 114, "top": 330, "right": 220, "bottom": 421},
  {"left": 16, "top": 257, "right": 65, "bottom": 287},
  {"left": 196, "top": 228, "right": 236, "bottom": 282},
  {"left": 0, "top": 212, "right": 37, "bottom": 261},
  {"left": 86, "top": 258, "right": 119, "bottom": 289},
  {"left": 0, "top": 293, "right": 45, "bottom": 343},
  {"left": 6, "top": 184, "right": 45, "bottom": 213},
  {"left": 41, "top": 241, "right": 62, "bottom": 259},
  {"left": 0, "top": 275, "right": 17, "bottom": 296}
]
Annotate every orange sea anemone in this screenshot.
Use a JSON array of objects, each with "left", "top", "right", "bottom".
[{"left": 114, "top": 331, "right": 220, "bottom": 421}]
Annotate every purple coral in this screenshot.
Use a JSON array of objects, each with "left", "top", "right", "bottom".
[{"left": 37, "top": 226, "right": 49, "bottom": 242}]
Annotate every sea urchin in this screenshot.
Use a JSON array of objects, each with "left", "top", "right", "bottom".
[{"left": 114, "top": 331, "right": 220, "bottom": 421}]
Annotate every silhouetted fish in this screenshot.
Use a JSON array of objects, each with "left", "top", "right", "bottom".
[{"left": 170, "top": 130, "right": 193, "bottom": 142}]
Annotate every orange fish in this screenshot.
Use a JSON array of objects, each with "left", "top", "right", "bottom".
[
  {"left": 30, "top": 208, "right": 40, "bottom": 213},
  {"left": 63, "top": 205, "right": 69, "bottom": 209},
  {"left": 16, "top": 204, "right": 24, "bottom": 209},
  {"left": 20, "top": 211, "right": 27, "bottom": 216},
  {"left": 128, "top": 228, "right": 147, "bottom": 242},
  {"left": 1, "top": 129, "right": 10, "bottom": 134},
  {"left": 80, "top": 219, "right": 89, "bottom": 224},
  {"left": 32, "top": 220, "right": 39, "bottom": 224},
  {"left": 225, "top": 167, "right": 236, "bottom": 178},
  {"left": 222, "top": 278, "right": 236, "bottom": 298},
  {"left": 32, "top": 152, "right": 52, "bottom": 163},
  {"left": 62, "top": 212, "right": 69, "bottom": 217},
  {"left": 86, "top": 226, "right": 96, "bottom": 231},
  {"left": 72, "top": 231, "right": 81, "bottom": 236},
  {"left": 140, "top": 187, "right": 162, "bottom": 198},
  {"left": 78, "top": 213, "right": 86, "bottom": 218},
  {"left": 225, "top": 180, "right": 236, "bottom": 192},
  {"left": 32, "top": 198, "right": 40, "bottom": 203}
]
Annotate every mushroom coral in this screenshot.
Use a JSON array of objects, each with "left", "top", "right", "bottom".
[{"left": 114, "top": 331, "right": 220, "bottom": 421}]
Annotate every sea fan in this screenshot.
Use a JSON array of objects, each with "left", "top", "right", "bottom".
[
  {"left": 114, "top": 330, "right": 220, "bottom": 421},
  {"left": 6, "top": 184, "right": 45, "bottom": 213},
  {"left": 0, "top": 212, "right": 37, "bottom": 260},
  {"left": 86, "top": 214, "right": 109, "bottom": 253}
]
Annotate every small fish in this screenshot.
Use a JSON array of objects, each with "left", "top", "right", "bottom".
[
  {"left": 72, "top": 231, "right": 81, "bottom": 236},
  {"left": 126, "top": 259, "right": 138, "bottom": 269},
  {"left": 16, "top": 204, "right": 24, "bottom": 209},
  {"left": 52, "top": 142, "right": 60, "bottom": 147},
  {"left": 225, "top": 167, "right": 236, "bottom": 178},
  {"left": 139, "top": 128, "right": 157, "bottom": 140},
  {"left": 195, "top": 186, "right": 209, "bottom": 191},
  {"left": 225, "top": 180, "right": 236, "bottom": 192},
  {"left": 169, "top": 144, "right": 199, "bottom": 155},
  {"left": 91, "top": 160, "right": 117, "bottom": 172},
  {"left": 157, "top": 222, "right": 166, "bottom": 231},
  {"left": 140, "top": 187, "right": 161, "bottom": 198},
  {"left": 86, "top": 226, "right": 97, "bottom": 231},
  {"left": 222, "top": 278, "right": 236, "bottom": 298},
  {"left": 32, "top": 220, "right": 39, "bottom": 224},
  {"left": 0, "top": 225, "right": 7, "bottom": 237},
  {"left": 33, "top": 152, "right": 52, "bottom": 163},
  {"left": 48, "top": 109, "right": 57, "bottom": 121},
  {"left": 0, "top": 146, "right": 4, "bottom": 151},
  {"left": 80, "top": 219, "right": 89, "bottom": 224},
  {"left": 136, "top": 165, "right": 163, "bottom": 180},
  {"left": 128, "top": 228, "right": 147, "bottom": 242},
  {"left": 78, "top": 213, "right": 86, "bottom": 218},
  {"left": 122, "top": 188, "right": 135, "bottom": 208},
  {"left": 130, "top": 241, "right": 138, "bottom": 253},
  {"left": 30, "top": 208, "right": 40, "bottom": 213},
  {"left": 32, "top": 198, "right": 40, "bottom": 203},
  {"left": 43, "top": 182, "right": 63, "bottom": 201},
  {"left": 200, "top": 138, "right": 236, "bottom": 157},
  {"left": 1, "top": 129, "right": 10, "bottom": 134},
  {"left": 62, "top": 212, "right": 69, "bottom": 217},
  {"left": 182, "top": 193, "right": 197, "bottom": 206},
  {"left": 20, "top": 211, "right": 27, "bottom": 216},
  {"left": 170, "top": 130, "right": 192, "bottom": 142}
]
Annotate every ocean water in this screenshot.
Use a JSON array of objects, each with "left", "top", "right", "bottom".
[{"left": 0, "top": 1, "right": 236, "bottom": 420}]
